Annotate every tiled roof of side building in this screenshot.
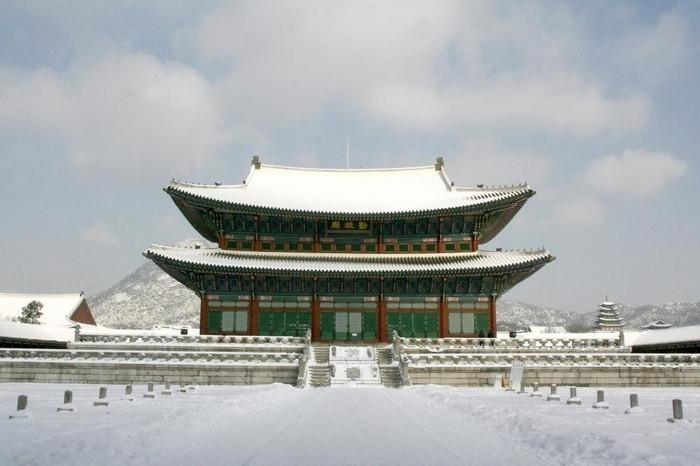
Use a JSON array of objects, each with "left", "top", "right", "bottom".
[
  {"left": 144, "top": 244, "right": 554, "bottom": 274},
  {"left": 165, "top": 159, "right": 534, "bottom": 216},
  {"left": 0, "top": 292, "right": 85, "bottom": 327}
]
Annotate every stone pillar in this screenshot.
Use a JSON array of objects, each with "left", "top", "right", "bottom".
[
  {"left": 93, "top": 387, "right": 109, "bottom": 406},
  {"left": 592, "top": 390, "right": 609, "bottom": 409},
  {"left": 10, "top": 395, "right": 29, "bottom": 419},
  {"left": 57, "top": 390, "right": 74, "bottom": 412},
  {"left": 668, "top": 399, "right": 684, "bottom": 422},
  {"left": 144, "top": 383, "right": 156, "bottom": 399},
  {"left": 566, "top": 386, "right": 581, "bottom": 405}
]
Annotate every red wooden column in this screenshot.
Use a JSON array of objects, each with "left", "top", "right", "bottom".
[
  {"left": 199, "top": 297, "right": 209, "bottom": 335},
  {"left": 254, "top": 215, "right": 261, "bottom": 251},
  {"left": 311, "top": 298, "right": 321, "bottom": 342},
  {"left": 489, "top": 296, "right": 497, "bottom": 334},
  {"left": 378, "top": 289, "right": 387, "bottom": 343},
  {"left": 439, "top": 277, "right": 448, "bottom": 337},
  {"left": 250, "top": 295, "right": 259, "bottom": 336},
  {"left": 218, "top": 234, "right": 226, "bottom": 249},
  {"left": 439, "top": 297, "right": 449, "bottom": 338}
]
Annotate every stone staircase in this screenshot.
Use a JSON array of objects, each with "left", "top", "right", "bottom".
[
  {"left": 377, "top": 346, "right": 403, "bottom": 388},
  {"left": 307, "top": 345, "right": 331, "bottom": 387},
  {"left": 328, "top": 345, "right": 381, "bottom": 386}
]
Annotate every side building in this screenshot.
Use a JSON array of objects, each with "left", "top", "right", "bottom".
[{"left": 145, "top": 157, "right": 554, "bottom": 342}]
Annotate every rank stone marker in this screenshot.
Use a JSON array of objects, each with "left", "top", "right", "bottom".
[
  {"left": 530, "top": 382, "right": 542, "bottom": 397},
  {"left": 162, "top": 383, "right": 172, "bottom": 396},
  {"left": 667, "top": 399, "right": 684, "bottom": 423},
  {"left": 93, "top": 387, "right": 109, "bottom": 407},
  {"left": 625, "top": 394, "right": 643, "bottom": 414},
  {"left": 566, "top": 387, "right": 582, "bottom": 405},
  {"left": 547, "top": 384, "right": 560, "bottom": 401},
  {"left": 57, "top": 390, "right": 75, "bottom": 412},
  {"left": 144, "top": 383, "right": 156, "bottom": 399},
  {"left": 592, "top": 390, "right": 610, "bottom": 409},
  {"left": 124, "top": 384, "right": 134, "bottom": 401},
  {"left": 9, "top": 395, "right": 29, "bottom": 419}
]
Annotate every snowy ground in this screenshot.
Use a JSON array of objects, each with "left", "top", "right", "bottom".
[{"left": 1, "top": 383, "right": 698, "bottom": 466}]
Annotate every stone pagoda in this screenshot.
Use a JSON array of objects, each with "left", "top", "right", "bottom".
[{"left": 593, "top": 299, "right": 624, "bottom": 332}]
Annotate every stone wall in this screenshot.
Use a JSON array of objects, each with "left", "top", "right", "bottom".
[
  {"left": 0, "top": 361, "right": 299, "bottom": 385},
  {"left": 408, "top": 365, "right": 700, "bottom": 387}
]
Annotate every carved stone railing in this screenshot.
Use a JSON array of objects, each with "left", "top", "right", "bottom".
[
  {"left": 0, "top": 348, "right": 302, "bottom": 365},
  {"left": 399, "top": 337, "right": 628, "bottom": 353},
  {"left": 392, "top": 330, "right": 411, "bottom": 386},
  {"left": 403, "top": 352, "right": 700, "bottom": 367},
  {"left": 296, "top": 329, "right": 312, "bottom": 388},
  {"left": 78, "top": 334, "right": 307, "bottom": 345}
]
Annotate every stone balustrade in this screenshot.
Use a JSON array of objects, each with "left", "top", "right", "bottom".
[
  {"left": 78, "top": 334, "right": 307, "bottom": 345},
  {"left": 399, "top": 337, "right": 627, "bottom": 353},
  {"left": 404, "top": 352, "right": 700, "bottom": 367},
  {"left": 0, "top": 348, "right": 301, "bottom": 365}
]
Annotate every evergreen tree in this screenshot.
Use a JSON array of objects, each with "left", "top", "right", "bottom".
[{"left": 19, "top": 300, "right": 43, "bottom": 324}]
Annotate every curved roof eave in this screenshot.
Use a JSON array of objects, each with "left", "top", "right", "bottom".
[
  {"left": 165, "top": 184, "right": 535, "bottom": 219},
  {"left": 143, "top": 245, "right": 555, "bottom": 276}
]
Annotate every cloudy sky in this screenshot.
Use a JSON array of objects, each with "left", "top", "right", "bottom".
[{"left": 1, "top": 1, "right": 698, "bottom": 312}]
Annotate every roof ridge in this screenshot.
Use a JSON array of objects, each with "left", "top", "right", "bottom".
[{"left": 259, "top": 162, "right": 436, "bottom": 173}]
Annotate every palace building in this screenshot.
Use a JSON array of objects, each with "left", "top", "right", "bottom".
[{"left": 145, "top": 157, "right": 554, "bottom": 342}]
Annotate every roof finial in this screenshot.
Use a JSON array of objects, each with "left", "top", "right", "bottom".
[
  {"left": 435, "top": 156, "right": 444, "bottom": 171},
  {"left": 251, "top": 156, "right": 261, "bottom": 169}
]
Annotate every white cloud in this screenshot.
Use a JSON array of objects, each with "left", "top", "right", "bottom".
[
  {"left": 553, "top": 196, "right": 604, "bottom": 227},
  {"left": 80, "top": 222, "right": 118, "bottom": 246},
  {"left": 0, "top": 53, "right": 229, "bottom": 178},
  {"left": 614, "top": 12, "right": 689, "bottom": 77},
  {"left": 191, "top": 1, "right": 649, "bottom": 135},
  {"left": 585, "top": 149, "right": 687, "bottom": 197},
  {"left": 365, "top": 74, "right": 648, "bottom": 134},
  {"left": 447, "top": 141, "right": 553, "bottom": 187}
]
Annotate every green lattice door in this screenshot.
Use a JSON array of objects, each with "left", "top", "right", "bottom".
[
  {"left": 258, "top": 311, "right": 310, "bottom": 336},
  {"left": 386, "top": 312, "right": 439, "bottom": 339},
  {"left": 319, "top": 311, "right": 377, "bottom": 341}
]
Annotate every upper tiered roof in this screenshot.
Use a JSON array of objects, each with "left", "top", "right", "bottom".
[
  {"left": 144, "top": 244, "right": 553, "bottom": 275},
  {"left": 166, "top": 158, "right": 533, "bottom": 217}
]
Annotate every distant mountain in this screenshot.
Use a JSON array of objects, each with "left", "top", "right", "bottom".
[
  {"left": 89, "top": 241, "right": 700, "bottom": 331},
  {"left": 88, "top": 240, "right": 206, "bottom": 329}
]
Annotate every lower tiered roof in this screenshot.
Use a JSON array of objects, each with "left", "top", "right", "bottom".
[{"left": 144, "top": 245, "right": 554, "bottom": 276}]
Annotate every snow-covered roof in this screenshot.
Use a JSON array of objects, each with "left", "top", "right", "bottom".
[
  {"left": 0, "top": 320, "right": 74, "bottom": 342},
  {"left": 166, "top": 161, "right": 533, "bottom": 215},
  {"left": 144, "top": 245, "right": 553, "bottom": 274},
  {"left": 633, "top": 325, "right": 700, "bottom": 347},
  {"left": 526, "top": 326, "right": 568, "bottom": 334},
  {"left": 641, "top": 320, "right": 672, "bottom": 330},
  {"left": 0, "top": 292, "right": 85, "bottom": 327}
]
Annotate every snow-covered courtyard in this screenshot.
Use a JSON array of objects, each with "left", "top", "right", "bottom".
[{"left": 1, "top": 383, "right": 699, "bottom": 465}]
